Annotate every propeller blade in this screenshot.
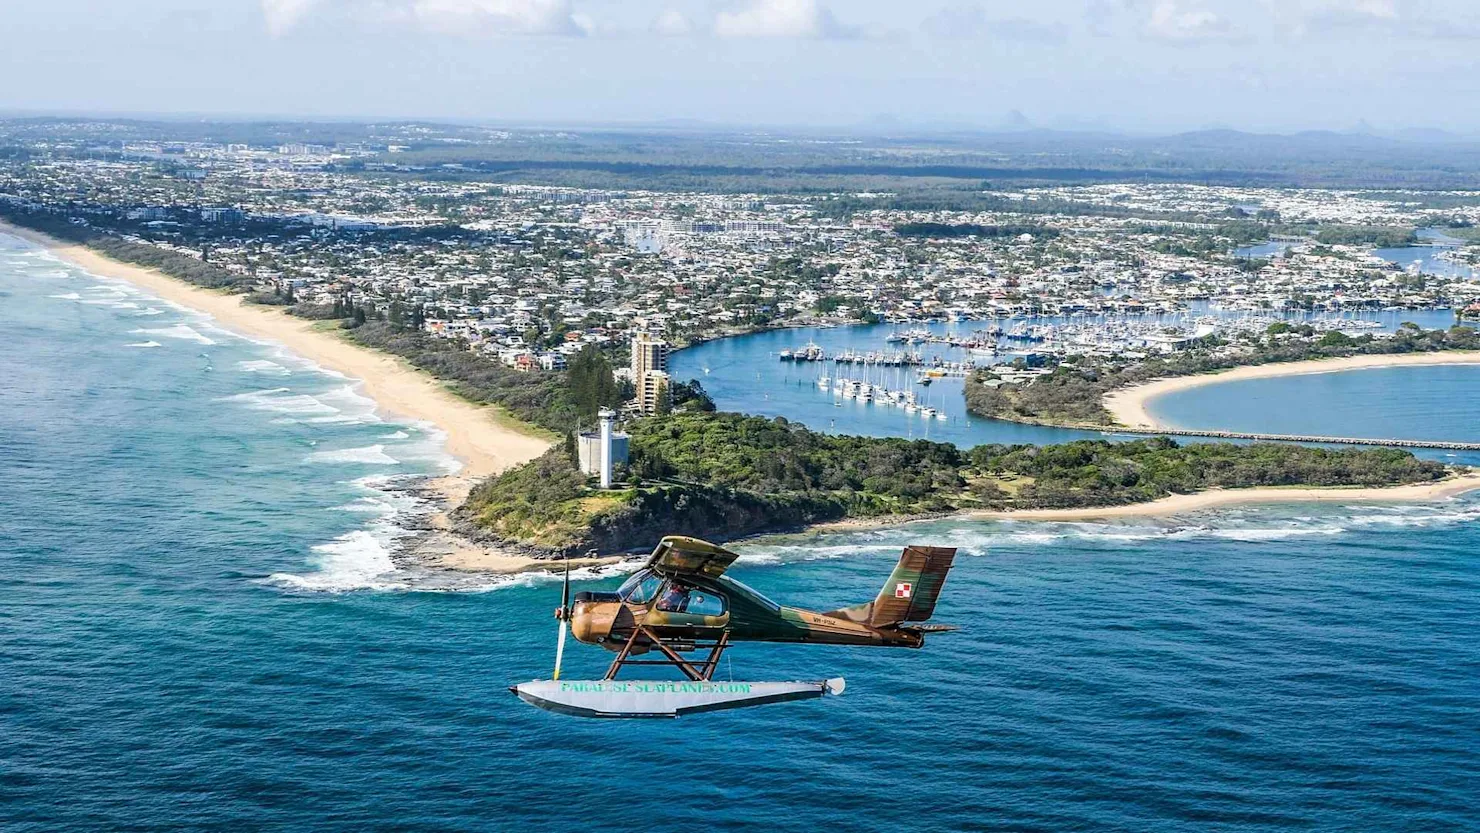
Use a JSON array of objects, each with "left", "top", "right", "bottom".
[
  {"left": 553, "top": 621, "right": 568, "bottom": 682},
  {"left": 561, "top": 557, "right": 571, "bottom": 611},
  {"left": 553, "top": 558, "right": 571, "bottom": 681}
]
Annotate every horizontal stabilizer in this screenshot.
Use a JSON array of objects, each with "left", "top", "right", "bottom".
[{"left": 828, "top": 545, "right": 957, "bottom": 628}]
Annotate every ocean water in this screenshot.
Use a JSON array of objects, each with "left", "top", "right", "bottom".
[{"left": 5, "top": 233, "right": 1480, "bottom": 831}]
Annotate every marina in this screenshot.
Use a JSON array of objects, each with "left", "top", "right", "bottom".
[{"left": 676, "top": 306, "right": 1480, "bottom": 463}]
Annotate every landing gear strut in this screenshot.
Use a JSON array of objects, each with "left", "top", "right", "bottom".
[{"left": 603, "top": 627, "right": 731, "bottom": 682}]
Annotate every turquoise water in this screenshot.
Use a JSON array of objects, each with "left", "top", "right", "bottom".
[
  {"left": 5, "top": 233, "right": 1480, "bottom": 830},
  {"left": 671, "top": 322, "right": 1115, "bottom": 448},
  {"left": 1151, "top": 365, "right": 1480, "bottom": 453},
  {"left": 669, "top": 309, "right": 1459, "bottom": 452}
]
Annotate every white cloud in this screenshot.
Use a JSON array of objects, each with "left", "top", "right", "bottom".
[
  {"left": 262, "top": 0, "right": 587, "bottom": 37},
  {"left": 1257, "top": 0, "right": 1399, "bottom": 28},
  {"left": 1145, "top": 0, "right": 1231, "bottom": 41},
  {"left": 652, "top": 8, "right": 694, "bottom": 37},
  {"left": 921, "top": 6, "right": 1069, "bottom": 42},
  {"left": 1256, "top": 0, "right": 1480, "bottom": 40},
  {"left": 410, "top": 0, "right": 585, "bottom": 35},
  {"left": 1300, "top": 0, "right": 1401, "bottom": 31},
  {"left": 1350, "top": 0, "right": 1400, "bottom": 19},
  {"left": 713, "top": 0, "right": 857, "bottom": 39},
  {"left": 261, "top": 0, "right": 323, "bottom": 36}
]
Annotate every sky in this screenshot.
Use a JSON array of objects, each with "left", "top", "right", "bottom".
[{"left": 3, "top": 0, "right": 1479, "bottom": 134}]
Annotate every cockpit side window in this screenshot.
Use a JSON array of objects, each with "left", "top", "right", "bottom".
[
  {"left": 617, "top": 569, "right": 664, "bottom": 605},
  {"left": 686, "top": 589, "right": 727, "bottom": 617},
  {"left": 721, "top": 576, "right": 781, "bottom": 613},
  {"left": 654, "top": 581, "right": 727, "bottom": 616}
]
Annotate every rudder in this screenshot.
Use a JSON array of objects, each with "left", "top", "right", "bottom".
[{"left": 867, "top": 545, "right": 956, "bottom": 627}]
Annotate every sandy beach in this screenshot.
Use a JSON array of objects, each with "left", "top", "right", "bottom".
[
  {"left": 1106, "top": 351, "right": 1480, "bottom": 429},
  {"left": 2, "top": 220, "right": 555, "bottom": 570},
  {"left": 11, "top": 219, "right": 1480, "bottom": 567},
  {"left": 801, "top": 472, "right": 1480, "bottom": 534},
  {"left": 967, "top": 472, "right": 1480, "bottom": 521}
]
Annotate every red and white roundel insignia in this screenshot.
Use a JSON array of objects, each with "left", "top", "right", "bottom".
[{"left": 895, "top": 582, "right": 912, "bottom": 599}]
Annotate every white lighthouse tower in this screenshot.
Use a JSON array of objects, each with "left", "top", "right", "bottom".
[{"left": 597, "top": 408, "right": 617, "bottom": 489}]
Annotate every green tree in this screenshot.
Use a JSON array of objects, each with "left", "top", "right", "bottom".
[
  {"left": 566, "top": 344, "right": 620, "bottom": 422},
  {"left": 654, "top": 380, "right": 673, "bottom": 416}
]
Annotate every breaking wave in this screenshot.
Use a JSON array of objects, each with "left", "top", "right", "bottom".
[
  {"left": 236, "top": 359, "right": 290, "bottom": 375},
  {"left": 269, "top": 475, "right": 595, "bottom": 593},
  {"left": 734, "top": 496, "right": 1480, "bottom": 568},
  {"left": 269, "top": 530, "right": 399, "bottom": 591},
  {"left": 219, "top": 387, "right": 339, "bottom": 416},
  {"left": 131, "top": 325, "right": 216, "bottom": 345},
  {"left": 305, "top": 445, "right": 400, "bottom": 466},
  {"left": 125, "top": 341, "right": 162, "bottom": 349}
]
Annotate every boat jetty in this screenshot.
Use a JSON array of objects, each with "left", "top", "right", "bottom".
[{"left": 779, "top": 341, "right": 974, "bottom": 373}]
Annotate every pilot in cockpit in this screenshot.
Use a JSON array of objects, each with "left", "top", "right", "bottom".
[{"left": 656, "top": 581, "right": 689, "bottom": 612}]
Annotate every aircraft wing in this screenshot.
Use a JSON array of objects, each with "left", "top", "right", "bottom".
[{"left": 645, "top": 536, "right": 741, "bottom": 578}]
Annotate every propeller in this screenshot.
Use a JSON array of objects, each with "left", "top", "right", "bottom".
[{"left": 552, "top": 557, "right": 571, "bottom": 681}]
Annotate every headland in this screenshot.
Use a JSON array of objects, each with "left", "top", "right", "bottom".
[{"left": 8, "top": 218, "right": 1480, "bottom": 571}]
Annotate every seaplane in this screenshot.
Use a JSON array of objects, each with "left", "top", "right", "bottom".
[{"left": 512, "top": 536, "right": 957, "bottom": 719}]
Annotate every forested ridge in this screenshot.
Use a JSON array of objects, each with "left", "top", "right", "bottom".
[{"left": 458, "top": 413, "right": 1449, "bottom": 556}]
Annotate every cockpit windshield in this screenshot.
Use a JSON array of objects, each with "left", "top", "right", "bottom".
[{"left": 617, "top": 569, "right": 664, "bottom": 605}]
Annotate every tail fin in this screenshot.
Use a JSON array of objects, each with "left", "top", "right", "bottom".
[{"left": 829, "top": 546, "right": 957, "bottom": 627}]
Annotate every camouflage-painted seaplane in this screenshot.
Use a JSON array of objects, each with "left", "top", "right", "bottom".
[{"left": 512, "top": 535, "right": 957, "bottom": 719}]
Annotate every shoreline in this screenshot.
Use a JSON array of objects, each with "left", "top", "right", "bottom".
[
  {"left": 1106, "top": 351, "right": 1480, "bottom": 430},
  {"left": 12, "top": 220, "right": 1480, "bottom": 569},
  {"left": 802, "top": 471, "right": 1480, "bottom": 533},
  {"left": 2, "top": 220, "right": 558, "bottom": 573}
]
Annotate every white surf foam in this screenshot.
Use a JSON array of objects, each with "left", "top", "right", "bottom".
[
  {"left": 268, "top": 530, "right": 399, "bottom": 591},
  {"left": 1201, "top": 526, "right": 1345, "bottom": 541},
  {"left": 125, "top": 341, "right": 163, "bottom": 348},
  {"left": 314, "top": 384, "right": 378, "bottom": 412},
  {"left": 131, "top": 325, "right": 216, "bottom": 345},
  {"left": 49, "top": 292, "right": 82, "bottom": 300},
  {"left": 333, "top": 496, "right": 399, "bottom": 514},
  {"left": 1345, "top": 505, "right": 1480, "bottom": 528},
  {"left": 383, "top": 420, "right": 460, "bottom": 475},
  {"left": 235, "top": 359, "right": 290, "bottom": 375},
  {"left": 219, "top": 387, "right": 340, "bottom": 416},
  {"left": 305, "top": 445, "right": 400, "bottom": 466},
  {"left": 304, "top": 413, "right": 382, "bottom": 425},
  {"left": 379, "top": 430, "right": 410, "bottom": 440},
  {"left": 267, "top": 476, "right": 531, "bottom": 593}
]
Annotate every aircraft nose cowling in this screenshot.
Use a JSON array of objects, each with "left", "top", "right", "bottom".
[{"left": 570, "top": 601, "right": 620, "bottom": 644}]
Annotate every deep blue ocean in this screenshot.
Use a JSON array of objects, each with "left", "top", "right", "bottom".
[{"left": 4, "top": 232, "right": 1480, "bottom": 831}]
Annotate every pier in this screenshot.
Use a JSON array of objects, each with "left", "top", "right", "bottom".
[{"left": 1103, "top": 426, "right": 1480, "bottom": 451}]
